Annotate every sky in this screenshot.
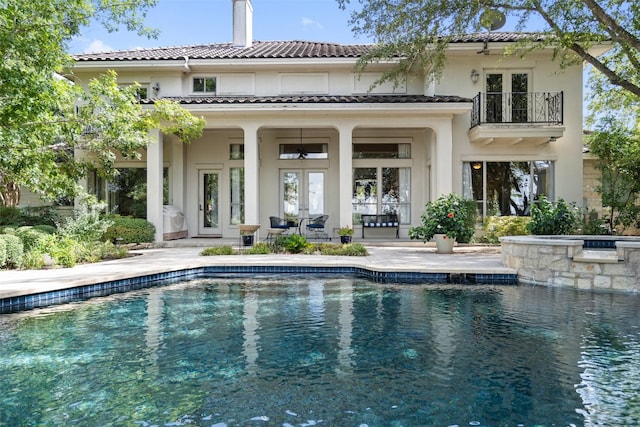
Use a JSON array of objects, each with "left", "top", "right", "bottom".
[{"left": 68, "top": 0, "right": 371, "bottom": 54}]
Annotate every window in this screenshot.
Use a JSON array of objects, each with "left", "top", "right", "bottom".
[
  {"left": 279, "top": 143, "right": 328, "bottom": 159},
  {"left": 193, "top": 77, "right": 217, "bottom": 94},
  {"left": 352, "top": 167, "right": 410, "bottom": 223},
  {"left": 91, "top": 167, "right": 169, "bottom": 218},
  {"left": 230, "top": 167, "right": 244, "bottom": 224},
  {"left": 134, "top": 86, "right": 148, "bottom": 100},
  {"left": 118, "top": 84, "right": 148, "bottom": 99},
  {"left": 230, "top": 144, "right": 244, "bottom": 160},
  {"left": 463, "top": 161, "right": 553, "bottom": 218},
  {"left": 353, "top": 143, "right": 411, "bottom": 159}
]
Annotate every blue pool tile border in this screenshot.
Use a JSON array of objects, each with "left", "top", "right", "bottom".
[{"left": 0, "top": 266, "right": 518, "bottom": 314}]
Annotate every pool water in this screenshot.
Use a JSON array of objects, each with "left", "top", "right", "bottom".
[{"left": 1, "top": 278, "right": 640, "bottom": 426}]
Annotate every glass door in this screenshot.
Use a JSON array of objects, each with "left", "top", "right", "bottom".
[
  {"left": 281, "top": 170, "right": 325, "bottom": 226},
  {"left": 485, "top": 71, "right": 529, "bottom": 123},
  {"left": 198, "top": 170, "right": 221, "bottom": 235}
]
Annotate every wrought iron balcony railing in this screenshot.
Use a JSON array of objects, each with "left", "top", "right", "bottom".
[{"left": 470, "top": 91, "right": 563, "bottom": 128}]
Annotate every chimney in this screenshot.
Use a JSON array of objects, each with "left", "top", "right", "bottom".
[{"left": 232, "top": 0, "right": 253, "bottom": 48}]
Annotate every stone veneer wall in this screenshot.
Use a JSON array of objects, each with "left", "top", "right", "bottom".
[
  {"left": 582, "top": 157, "right": 604, "bottom": 217},
  {"left": 500, "top": 236, "right": 640, "bottom": 292}
]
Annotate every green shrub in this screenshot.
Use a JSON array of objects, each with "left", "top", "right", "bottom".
[
  {"left": 21, "top": 251, "right": 45, "bottom": 270},
  {"left": 58, "top": 194, "right": 112, "bottom": 242},
  {"left": 33, "top": 224, "right": 56, "bottom": 234},
  {"left": 280, "top": 234, "right": 309, "bottom": 253},
  {"left": 527, "top": 196, "right": 580, "bottom": 235},
  {"left": 14, "top": 226, "right": 51, "bottom": 251},
  {"left": 0, "top": 234, "right": 24, "bottom": 268},
  {"left": 28, "top": 234, "right": 75, "bottom": 268},
  {"left": 19, "top": 206, "right": 60, "bottom": 227},
  {"left": 103, "top": 216, "right": 155, "bottom": 244},
  {"left": 0, "top": 206, "right": 60, "bottom": 227},
  {"left": 480, "top": 216, "right": 531, "bottom": 244},
  {"left": 201, "top": 245, "right": 235, "bottom": 256},
  {"left": 244, "top": 242, "right": 271, "bottom": 254},
  {"left": 0, "top": 238, "right": 6, "bottom": 267},
  {"left": 318, "top": 242, "right": 368, "bottom": 256},
  {"left": 581, "top": 210, "right": 610, "bottom": 235},
  {"left": 0, "top": 207, "right": 22, "bottom": 226}
]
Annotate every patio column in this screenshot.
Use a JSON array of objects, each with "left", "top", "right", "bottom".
[
  {"left": 147, "top": 129, "right": 164, "bottom": 242},
  {"left": 243, "top": 124, "right": 260, "bottom": 224},
  {"left": 433, "top": 119, "right": 453, "bottom": 197},
  {"left": 170, "top": 137, "right": 185, "bottom": 211},
  {"left": 338, "top": 123, "right": 354, "bottom": 228}
]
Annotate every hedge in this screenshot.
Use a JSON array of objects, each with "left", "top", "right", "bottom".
[{"left": 103, "top": 217, "right": 155, "bottom": 244}]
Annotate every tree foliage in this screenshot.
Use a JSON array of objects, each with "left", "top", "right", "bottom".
[
  {"left": 337, "top": 0, "right": 640, "bottom": 98},
  {"left": 586, "top": 118, "right": 640, "bottom": 233},
  {"left": 0, "top": 0, "right": 204, "bottom": 207}
]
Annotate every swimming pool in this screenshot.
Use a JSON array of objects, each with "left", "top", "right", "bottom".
[{"left": 1, "top": 277, "right": 639, "bottom": 426}]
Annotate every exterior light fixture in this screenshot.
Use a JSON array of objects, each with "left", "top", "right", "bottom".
[
  {"left": 470, "top": 69, "right": 480, "bottom": 84},
  {"left": 152, "top": 82, "right": 160, "bottom": 95}
]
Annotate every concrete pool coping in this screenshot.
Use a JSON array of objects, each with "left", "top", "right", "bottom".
[{"left": 0, "top": 242, "right": 514, "bottom": 302}]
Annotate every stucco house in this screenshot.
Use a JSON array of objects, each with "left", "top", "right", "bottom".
[{"left": 69, "top": 0, "right": 600, "bottom": 242}]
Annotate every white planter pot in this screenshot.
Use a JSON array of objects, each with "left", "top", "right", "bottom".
[{"left": 433, "top": 234, "right": 455, "bottom": 254}]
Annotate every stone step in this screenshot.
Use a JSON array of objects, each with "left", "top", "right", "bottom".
[{"left": 573, "top": 249, "right": 620, "bottom": 264}]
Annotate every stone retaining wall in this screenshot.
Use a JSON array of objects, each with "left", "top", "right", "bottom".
[{"left": 500, "top": 236, "right": 640, "bottom": 292}]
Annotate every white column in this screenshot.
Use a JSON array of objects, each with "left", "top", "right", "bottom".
[
  {"left": 171, "top": 137, "right": 185, "bottom": 211},
  {"left": 338, "top": 123, "right": 354, "bottom": 227},
  {"left": 243, "top": 124, "right": 260, "bottom": 224},
  {"left": 433, "top": 120, "right": 453, "bottom": 197},
  {"left": 147, "top": 129, "right": 164, "bottom": 242}
]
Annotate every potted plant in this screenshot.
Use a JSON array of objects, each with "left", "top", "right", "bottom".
[
  {"left": 338, "top": 226, "right": 354, "bottom": 244},
  {"left": 284, "top": 212, "right": 298, "bottom": 228},
  {"left": 409, "top": 193, "right": 475, "bottom": 253}
]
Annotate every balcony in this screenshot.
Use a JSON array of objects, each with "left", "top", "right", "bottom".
[{"left": 468, "top": 91, "right": 565, "bottom": 145}]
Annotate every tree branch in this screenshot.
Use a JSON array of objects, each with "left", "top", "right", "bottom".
[
  {"left": 581, "top": 0, "right": 640, "bottom": 53},
  {"left": 531, "top": 0, "right": 640, "bottom": 98}
]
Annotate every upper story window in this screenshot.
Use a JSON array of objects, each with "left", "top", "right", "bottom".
[
  {"left": 193, "top": 77, "right": 217, "bottom": 94},
  {"left": 353, "top": 143, "right": 411, "bottom": 159},
  {"left": 118, "top": 84, "right": 148, "bottom": 100}
]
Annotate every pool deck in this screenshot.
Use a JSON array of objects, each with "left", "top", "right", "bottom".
[{"left": 0, "top": 239, "right": 513, "bottom": 300}]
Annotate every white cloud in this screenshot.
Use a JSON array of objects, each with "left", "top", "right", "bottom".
[
  {"left": 301, "top": 17, "right": 324, "bottom": 29},
  {"left": 84, "top": 39, "right": 114, "bottom": 53}
]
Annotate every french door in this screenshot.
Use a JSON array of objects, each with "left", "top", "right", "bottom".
[
  {"left": 281, "top": 170, "right": 325, "bottom": 222},
  {"left": 485, "top": 71, "right": 529, "bottom": 123},
  {"left": 198, "top": 170, "right": 221, "bottom": 235}
]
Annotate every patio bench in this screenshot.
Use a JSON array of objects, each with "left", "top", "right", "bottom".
[{"left": 361, "top": 213, "right": 399, "bottom": 238}]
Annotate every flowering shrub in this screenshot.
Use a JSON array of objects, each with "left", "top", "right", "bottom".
[{"left": 409, "top": 193, "right": 476, "bottom": 242}]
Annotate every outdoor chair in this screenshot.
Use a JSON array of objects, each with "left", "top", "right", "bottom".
[
  {"left": 269, "top": 216, "right": 290, "bottom": 232},
  {"left": 305, "top": 215, "right": 330, "bottom": 240}
]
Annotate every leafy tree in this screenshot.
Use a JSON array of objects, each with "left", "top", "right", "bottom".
[
  {"left": 0, "top": 0, "right": 204, "bottom": 207},
  {"left": 337, "top": 0, "right": 640, "bottom": 97},
  {"left": 586, "top": 118, "right": 640, "bottom": 233}
]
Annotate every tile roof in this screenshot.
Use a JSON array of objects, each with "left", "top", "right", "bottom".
[
  {"left": 73, "top": 40, "right": 373, "bottom": 62},
  {"left": 449, "top": 32, "right": 548, "bottom": 43},
  {"left": 140, "top": 95, "right": 471, "bottom": 105},
  {"left": 72, "top": 33, "right": 548, "bottom": 62}
]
